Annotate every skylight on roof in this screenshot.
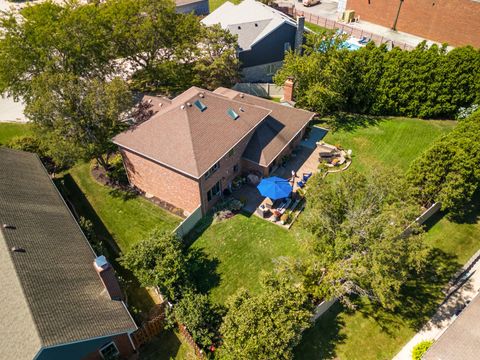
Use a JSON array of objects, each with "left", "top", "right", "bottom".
[
  {"left": 227, "top": 108, "right": 239, "bottom": 120},
  {"left": 194, "top": 99, "right": 207, "bottom": 112}
]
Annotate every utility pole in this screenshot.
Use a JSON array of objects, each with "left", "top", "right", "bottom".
[{"left": 392, "top": 0, "right": 405, "bottom": 31}]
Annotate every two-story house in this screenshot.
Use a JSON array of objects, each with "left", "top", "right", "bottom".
[{"left": 114, "top": 86, "right": 315, "bottom": 217}]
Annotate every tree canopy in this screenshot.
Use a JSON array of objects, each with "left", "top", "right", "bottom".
[
  {"left": 119, "top": 229, "right": 190, "bottom": 301},
  {"left": 219, "top": 275, "right": 311, "bottom": 360},
  {"left": 0, "top": 0, "right": 239, "bottom": 170},
  {"left": 408, "top": 111, "right": 480, "bottom": 219},
  {"left": 281, "top": 170, "right": 428, "bottom": 309},
  {"left": 275, "top": 31, "right": 480, "bottom": 119}
]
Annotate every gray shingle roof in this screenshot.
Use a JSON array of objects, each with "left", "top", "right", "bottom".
[
  {"left": 0, "top": 148, "right": 136, "bottom": 359},
  {"left": 424, "top": 292, "right": 480, "bottom": 360},
  {"left": 201, "top": 0, "right": 298, "bottom": 51}
]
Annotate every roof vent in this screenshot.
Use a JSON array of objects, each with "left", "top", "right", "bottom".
[
  {"left": 3, "top": 224, "right": 16, "bottom": 229},
  {"left": 239, "top": 107, "right": 245, "bottom": 112},
  {"left": 11, "top": 246, "right": 25, "bottom": 253},
  {"left": 255, "top": 23, "right": 258, "bottom": 27},
  {"left": 180, "top": 104, "right": 186, "bottom": 110},
  {"left": 240, "top": 94, "right": 245, "bottom": 98},
  {"left": 147, "top": 99, "right": 152, "bottom": 104},
  {"left": 238, "top": 26, "right": 241, "bottom": 30},
  {"left": 199, "top": 92, "right": 205, "bottom": 98},
  {"left": 186, "top": 102, "right": 192, "bottom": 107},
  {"left": 227, "top": 108, "right": 240, "bottom": 120},
  {"left": 194, "top": 99, "right": 207, "bottom": 112}
]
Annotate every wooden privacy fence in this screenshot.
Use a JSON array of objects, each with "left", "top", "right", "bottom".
[
  {"left": 178, "top": 323, "right": 206, "bottom": 359},
  {"left": 131, "top": 303, "right": 167, "bottom": 348},
  {"left": 276, "top": 6, "right": 415, "bottom": 51}
]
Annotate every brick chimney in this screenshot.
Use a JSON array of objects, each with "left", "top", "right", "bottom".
[
  {"left": 282, "top": 78, "right": 294, "bottom": 103},
  {"left": 94, "top": 256, "right": 124, "bottom": 301},
  {"left": 294, "top": 16, "right": 305, "bottom": 53}
]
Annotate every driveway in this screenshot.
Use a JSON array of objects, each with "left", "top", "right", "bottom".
[{"left": 393, "top": 251, "right": 480, "bottom": 359}]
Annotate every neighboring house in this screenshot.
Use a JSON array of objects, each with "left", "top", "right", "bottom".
[
  {"left": 0, "top": 148, "right": 137, "bottom": 360},
  {"left": 424, "top": 292, "right": 480, "bottom": 360},
  {"left": 175, "top": 0, "right": 209, "bottom": 15},
  {"left": 345, "top": 0, "right": 480, "bottom": 48},
  {"left": 114, "top": 86, "right": 315, "bottom": 216},
  {"left": 202, "top": 0, "right": 306, "bottom": 82}
]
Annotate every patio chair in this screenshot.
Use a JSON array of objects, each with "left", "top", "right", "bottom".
[
  {"left": 297, "top": 180, "right": 305, "bottom": 188},
  {"left": 302, "top": 172, "right": 313, "bottom": 182}
]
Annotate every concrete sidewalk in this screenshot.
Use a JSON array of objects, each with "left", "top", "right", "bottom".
[{"left": 393, "top": 250, "right": 480, "bottom": 360}]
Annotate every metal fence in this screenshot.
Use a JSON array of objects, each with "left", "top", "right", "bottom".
[{"left": 276, "top": 6, "right": 415, "bottom": 51}]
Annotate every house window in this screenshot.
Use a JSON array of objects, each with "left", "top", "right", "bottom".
[
  {"left": 266, "top": 64, "right": 276, "bottom": 76},
  {"left": 99, "top": 342, "right": 120, "bottom": 360},
  {"left": 205, "top": 162, "right": 220, "bottom": 179},
  {"left": 233, "top": 164, "right": 239, "bottom": 173},
  {"left": 284, "top": 42, "right": 291, "bottom": 52},
  {"left": 207, "top": 181, "right": 221, "bottom": 202}
]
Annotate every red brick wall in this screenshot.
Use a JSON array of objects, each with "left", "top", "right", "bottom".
[
  {"left": 199, "top": 133, "right": 256, "bottom": 212},
  {"left": 83, "top": 334, "right": 136, "bottom": 360},
  {"left": 346, "top": 0, "right": 480, "bottom": 47},
  {"left": 120, "top": 149, "right": 201, "bottom": 215}
]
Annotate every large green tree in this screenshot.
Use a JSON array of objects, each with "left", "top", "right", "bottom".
[
  {"left": 276, "top": 32, "right": 480, "bottom": 119},
  {"left": 219, "top": 275, "right": 311, "bottom": 360},
  {"left": 119, "top": 229, "right": 190, "bottom": 301},
  {"left": 25, "top": 73, "right": 132, "bottom": 170},
  {"left": 284, "top": 170, "right": 428, "bottom": 309},
  {"left": 407, "top": 111, "right": 480, "bottom": 219},
  {"left": 174, "top": 290, "right": 223, "bottom": 349}
]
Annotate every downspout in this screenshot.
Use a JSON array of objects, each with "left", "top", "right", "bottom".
[{"left": 392, "top": 0, "right": 404, "bottom": 31}]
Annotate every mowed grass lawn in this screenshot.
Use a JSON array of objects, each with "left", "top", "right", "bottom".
[
  {"left": 324, "top": 117, "right": 456, "bottom": 173},
  {"left": 209, "top": 0, "right": 239, "bottom": 11},
  {"left": 0, "top": 122, "right": 32, "bottom": 145},
  {"left": 295, "top": 117, "right": 480, "bottom": 359},
  {"left": 190, "top": 214, "right": 309, "bottom": 304},
  {"left": 65, "top": 162, "right": 181, "bottom": 251}
]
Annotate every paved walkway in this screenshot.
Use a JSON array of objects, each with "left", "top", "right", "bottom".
[{"left": 393, "top": 250, "right": 480, "bottom": 360}]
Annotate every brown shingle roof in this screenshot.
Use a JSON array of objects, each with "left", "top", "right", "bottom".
[
  {"left": 114, "top": 87, "right": 271, "bottom": 178},
  {"left": 0, "top": 148, "right": 136, "bottom": 359},
  {"left": 214, "top": 87, "right": 315, "bottom": 166}
]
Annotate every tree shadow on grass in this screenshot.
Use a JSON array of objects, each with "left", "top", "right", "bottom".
[
  {"left": 188, "top": 247, "right": 221, "bottom": 295},
  {"left": 183, "top": 214, "right": 214, "bottom": 248},
  {"left": 329, "top": 113, "right": 382, "bottom": 132},
  {"left": 108, "top": 187, "right": 138, "bottom": 201},
  {"left": 294, "top": 302, "right": 347, "bottom": 360},
  {"left": 357, "top": 248, "right": 462, "bottom": 335}
]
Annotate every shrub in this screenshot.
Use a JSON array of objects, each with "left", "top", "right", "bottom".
[
  {"left": 7, "top": 135, "right": 43, "bottom": 154},
  {"left": 174, "top": 290, "right": 223, "bottom": 349},
  {"left": 107, "top": 153, "right": 128, "bottom": 185},
  {"left": 213, "top": 210, "right": 234, "bottom": 223},
  {"left": 212, "top": 198, "right": 244, "bottom": 213},
  {"left": 412, "top": 340, "right": 433, "bottom": 360}
]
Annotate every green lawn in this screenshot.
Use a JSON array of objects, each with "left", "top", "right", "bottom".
[
  {"left": 0, "top": 122, "right": 32, "bottom": 145},
  {"left": 190, "top": 214, "right": 309, "bottom": 304},
  {"left": 295, "top": 117, "right": 480, "bottom": 359},
  {"left": 305, "top": 21, "right": 328, "bottom": 34},
  {"left": 324, "top": 117, "right": 456, "bottom": 174},
  {"left": 64, "top": 162, "right": 181, "bottom": 251},
  {"left": 209, "top": 0, "right": 240, "bottom": 11}
]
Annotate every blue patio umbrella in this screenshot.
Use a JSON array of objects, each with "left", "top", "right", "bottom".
[{"left": 257, "top": 176, "right": 293, "bottom": 200}]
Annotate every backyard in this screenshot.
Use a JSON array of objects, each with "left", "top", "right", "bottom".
[
  {"left": 188, "top": 213, "right": 310, "bottom": 304},
  {"left": 2, "top": 117, "right": 478, "bottom": 359},
  {"left": 0, "top": 121, "right": 32, "bottom": 145},
  {"left": 293, "top": 117, "right": 480, "bottom": 359}
]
